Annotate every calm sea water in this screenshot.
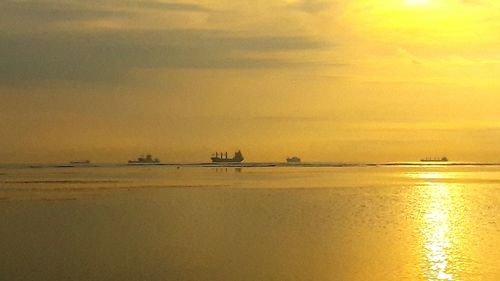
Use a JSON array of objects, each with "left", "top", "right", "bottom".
[{"left": 0, "top": 165, "right": 499, "bottom": 280}]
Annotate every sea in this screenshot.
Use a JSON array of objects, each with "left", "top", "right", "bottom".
[{"left": 0, "top": 163, "right": 499, "bottom": 281}]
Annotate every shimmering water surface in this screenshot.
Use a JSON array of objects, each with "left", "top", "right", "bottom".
[{"left": 0, "top": 165, "right": 499, "bottom": 280}]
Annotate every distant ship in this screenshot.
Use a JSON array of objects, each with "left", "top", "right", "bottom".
[
  {"left": 211, "top": 150, "right": 244, "bottom": 163},
  {"left": 128, "top": 154, "right": 160, "bottom": 164},
  {"left": 420, "top": 157, "right": 448, "bottom": 162},
  {"left": 286, "top": 156, "right": 301, "bottom": 164},
  {"left": 70, "top": 160, "right": 90, "bottom": 165}
]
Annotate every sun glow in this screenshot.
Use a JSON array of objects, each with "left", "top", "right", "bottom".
[
  {"left": 406, "top": 0, "right": 432, "bottom": 6},
  {"left": 347, "top": 0, "right": 491, "bottom": 47}
]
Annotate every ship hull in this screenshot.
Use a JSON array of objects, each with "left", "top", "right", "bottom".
[
  {"left": 128, "top": 161, "right": 160, "bottom": 165},
  {"left": 70, "top": 161, "right": 90, "bottom": 165},
  {"left": 211, "top": 158, "right": 243, "bottom": 163}
]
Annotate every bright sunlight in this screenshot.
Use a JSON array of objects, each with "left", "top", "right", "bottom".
[{"left": 406, "top": 0, "right": 432, "bottom": 6}]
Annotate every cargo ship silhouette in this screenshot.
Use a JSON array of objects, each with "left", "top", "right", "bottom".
[
  {"left": 211, "top": 150, "right": 244, "bottom": 163},
  {"left": 128, "top": 154, "right": 160, "bottom": 164},
  {"left": 286, "top": 156, "right": 301, "bottom": 163},
  {"left": 420, "top": 157, "right": 448, "bottom": 162},
  {"left": 70, "top": 160, "right": 90, "bottom": 165}
]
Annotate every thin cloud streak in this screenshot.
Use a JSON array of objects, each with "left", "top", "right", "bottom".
[
  {"left": 288, "top": 0, "right": 335, "bottom": 13},
  {"left": 0, "top": 29, "right": 332, "bottom": 83}
]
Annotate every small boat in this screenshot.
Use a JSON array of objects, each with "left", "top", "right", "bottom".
[
  {"left": 286, "top": 156, "right": 301, "bottom": 164},
  {"left": 55, "top": 165, "right": 75, "bottom": 168},
  {"left": 128, "top": 154, "right": 160, "bottom": 165},
  {"left": 70, "top": 160, "right": 90, "bottom": 165}
]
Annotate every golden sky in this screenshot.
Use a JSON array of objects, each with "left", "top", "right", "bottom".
[{"left": 1, "top": 0, "right": 500, "bottom": 163}]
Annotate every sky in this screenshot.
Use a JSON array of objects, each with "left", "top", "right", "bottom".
[{"left": 1, "top": 0, "right": 500, "bottom": 163}]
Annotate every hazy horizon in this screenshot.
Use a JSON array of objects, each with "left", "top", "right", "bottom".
[
  {"left": 1, "top": 155, "right": 498, "bottom": 165},
  {"left": 2, "top": 0, "right": 500, "bottom": 163}
]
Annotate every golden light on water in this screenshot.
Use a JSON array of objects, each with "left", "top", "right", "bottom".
[
  {"left": 412, "top": 171, "right": 467, "bottom": 280},
  {"left": 421, "top": 182, "right": 455, "bottom": 280},
  {"left": 419, "top": 172, "right": 446, "bottom": 180}
]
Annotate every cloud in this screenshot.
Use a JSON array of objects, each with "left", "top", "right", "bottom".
[
  {"left": 0, "top": 0, "right": 211, "bottom": 26},
  {"left": 0, "top": 0, "right": 334, "bottom": 84},
  {"left": 460, "top": 0, "right": 488, "bottom": 5},
  {"left": 289, "top": 0, "right": 334, "bottom": 13},
  {"left": 0, "top": 29, "right": 330, "bottom": 84},
  {"left": 127, "top": 1, "right": 211, "bottom": 12},
  {"left": 1, "top": 1, "right": 122, "bottom": 23}
]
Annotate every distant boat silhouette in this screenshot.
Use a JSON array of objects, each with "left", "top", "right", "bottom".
[
  {"left": 70, "top": 160, "right": 90, "bottom": 165},
  {"left": 420, "top": 157, "right": 448, "bottom": 162},
  {"left": 128, "top": 154, "right": 160, "bottom": 164},
  {"left": 211, "top": 150, "right": 244, "bottom": 163},
  {"left": 286, "top": 156, "right": 301, "bottom": 164}
]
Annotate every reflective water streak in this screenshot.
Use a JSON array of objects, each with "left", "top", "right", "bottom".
[
  {"left": 413, "top": 172, "right": 467, "bottom": 280},
  {"left": 1, "top": 166, "right": 499, "bottom": 280}
]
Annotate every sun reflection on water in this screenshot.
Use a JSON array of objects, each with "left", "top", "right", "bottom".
[
  {"left": 422, "top": 183, "right": 454, "bottom": 280},
  {"left": 411, "top": 171, "right": 467, "bottom": 281}
]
